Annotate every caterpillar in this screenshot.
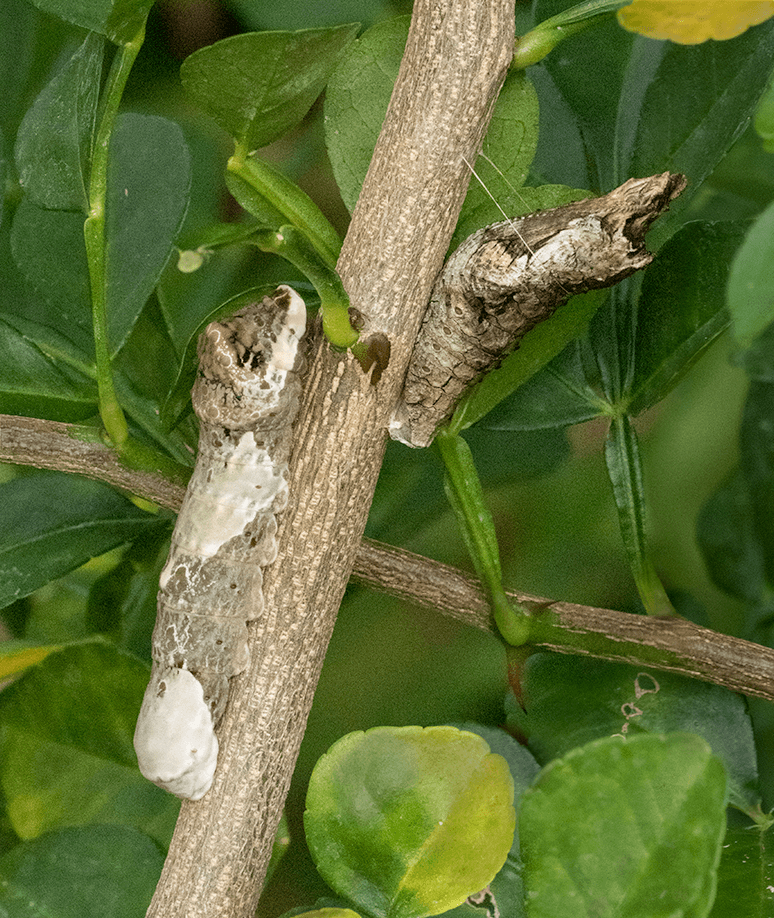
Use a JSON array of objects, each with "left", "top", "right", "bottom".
[
  {"left": 389, "top": 173, "right": 686, "bottom": 448},
  {"left": 134, "top": 285, "right": 307, "bottom": 800}
]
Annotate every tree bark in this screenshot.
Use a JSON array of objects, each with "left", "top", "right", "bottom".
[{"left": 145, "top": 2, "right": 515, "bottom": 915}]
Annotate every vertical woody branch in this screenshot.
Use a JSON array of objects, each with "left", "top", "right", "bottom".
[{"left": 145, "top": 2, "right": 515, "bottom": 917}]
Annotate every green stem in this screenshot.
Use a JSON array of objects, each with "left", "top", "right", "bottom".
[
  {"left": 227, "top": 145, "right": 342, "bottom": 269},
  {"left": 252, "top": 226, "right": 358, "bottom": 348},
  {"left": 69, "top": 424, "right": 191, "bottom": 490},
  {"left": 435, "top": 428, "right": 531, "bottom": 646},
  {"left": 513, "top": 0, "right": 632, "bottom": 68},
  {"left": 604, "top": 413, "right": 676, "bottom": 616},
  {"left": 83, "top": 23, "right": 147, "bottom": 449}
]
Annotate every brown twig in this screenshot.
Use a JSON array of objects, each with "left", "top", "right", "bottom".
[{"left": 3, "top": 411, "right": 774, "bottom": 703}]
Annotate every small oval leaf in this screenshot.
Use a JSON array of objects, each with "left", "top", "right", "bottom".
[
  {"left": 519, "top": 733, "right": 727, "bottom": 918},
  {"left": 304, "top": 725, "right": 515, "bottom": 918}
]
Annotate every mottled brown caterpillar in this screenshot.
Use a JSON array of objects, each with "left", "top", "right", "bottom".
[
  {"left": 390, "top": 173, "right": 686, "bottom": 447},
  {"left": 134, "top": 285, "right": 307, "bottom": 799}
]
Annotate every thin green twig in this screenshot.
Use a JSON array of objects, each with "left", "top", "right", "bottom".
[{"left": 83, "top": 22, "right": 147, "bottom": 449}]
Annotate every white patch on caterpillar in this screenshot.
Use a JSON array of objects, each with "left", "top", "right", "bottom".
[
  {"left": 133, "top": 666, "right": 219, "bottom": 801},
  {"left": 159, "top": 432, "right": 286, "bottom": 576},
  {"left": 269, "top": 285, "right": 307, "bottom": 371}
]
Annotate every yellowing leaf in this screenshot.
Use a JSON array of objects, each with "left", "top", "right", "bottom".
[
  {"left": 0, "top": 642, "right": 62, "bottom": 680},
  {"left": 617, "top": 1, "right": 774, "bottom": 43}
]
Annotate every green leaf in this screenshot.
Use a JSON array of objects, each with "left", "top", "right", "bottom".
[
  {"left": 505, "top": 653, "right": 760, "bottom": 815},
  {"left": 755, "top": 73, "right": 774, "bottom": 151},
  {"left": 697, "top": 470, "right": 769, "bottom": 604},
  {"left": 0, "top": 824, "right": 163, "bottom": 918},
  {"left": 304, "top": 725, "right": 516, "bottom": 918},
  {"left": 711, "top": 825, "right": 774, "bottom": 918},
  {"left": 451, "top": 724, "right": 540, "bottom": 819},
  {"left": 519, "top": 733, "right": 727, "bottom": 918},
  {"left": 104, "top": 113, "right": 191, "bottom": 355},
  {"left": 0, "top": 471, "right": 163, "bottom": 609},
  {"left": 0, "top": 642, "right": 178, "bottom": 846},
  {"left": 444, "top": 724, "right": 538, "bottom": 918},
  {"left": 0, "top": 0, "right": 73, "bottom": 144},
  {"left": 620, "top": 18, "right": 774, "bottom": 206},
  {"left": 741, "top": 318, "right": 774, "bottom": 383},
  {"left": 326, "top": 20, "right": 542, "bottom": 232},
  {"left": 180, "top": 24, "right": 359, "bottom": 151},
  {"left": 230, "top": 0, "right": 390, "bottom": 31},
  {"left": 325, "top": 16, "right": 409, "bottom": 213},
  {"left": 535, "top": 0, "right": 635, "bottom": 187},
  {"left": 629, "top": 221, "right": 746, "bottom": 414},
  {"left": 10, "top": 199, "right": 94, "bottom": 353},
  {"left": 14, "top": 32, "right": 104, "bottom": 211},
  {"left": 475, "top": 338, "right": 605, "bottom": 432},
  {"left": 0, "top": 315, "right": 97, "bottom": 421},
  {"left": 23, "top": 0, "right": 152, "bottom": 45},
  {"left": 85, "top": 527, "right": 169, "bottom": 660},
  {"left": 728, "top": 200, "right": 774, "bottom": 349},
  {"left": 0, "top": 641, "right": 62, "bottom": 680},
  {"left": 284, "top": 911, "right": 362, "bottom": 918},
  {"left": 528, "top": 66, "right": 591, "bottom": 189}
]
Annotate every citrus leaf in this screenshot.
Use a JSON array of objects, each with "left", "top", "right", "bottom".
[
  {"left": 14, "top": 31, "right": 104, "bottom": 211},
  {"left": 505, "top": 653, "right": 760, "bottom": 815},
  {"left": 104, "top": 113, "right": 191, "bottom": 355},
  {"left": 305, "top": 725, "right": 516, "bottom": 918},
  {"left": 0, "top": 824, "right": 163, "bottom": 918},
  {"left": 628, "top": 221, "right": 746, "bottom": 414},
  {"left": 476, "top": 338, "right": 605, "bottom": 432},
  {"left": 519, "top": 733, "right": 727, "bottom": 918},
  {"left": 448, "top": 72, "right": 539, "bottom": 249},
  {"left": 711, "top": 824, "right": 774, "bottom": 917},
  {"left": 740, "top": 379, "right": 774, "bottom": 584},
  {"left": 697, "top": 470, "right": 769, "bottom": 604},
  {"left": 10, "top": 199, "right": 94, "bottom": 352},
  {"left": 619, "top": 16, "right": 774, "bottom": 211},
  {"left": 0, "top": 472, "right": 164, "bottom": 609},
  {"left": 0, "top": 642, "right": 178, "bottom": 847},
  {"left": 324, "top": 17, "right": 408, "bottom": 213},
  {"left": 181, "top": 24, "right": 359, "bottom": 150},
  {"left": 23, "top": 0, "right": 152, "bottom": 45},
  {"left": 727, "top": 199, "right": 774, "bottom": 349},
  {"left": 0, "top": 315, "right": 97, "bottom": 421},
  {"left": 326, "top": 19, "right": 540, "bottom": 232},
  {"left": 0, "top": 641, "right": 62, "bottom": 680}
]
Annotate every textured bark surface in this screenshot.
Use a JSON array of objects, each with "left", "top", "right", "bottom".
[
  {"left": 145, "top": 2, "right": 515, "bottom": 916},
  {"left": 391, "top": 172, "right": 687, "bottom": 447},
  {"left": 352, "top": 540, "right": 774, "bottom": 703}
]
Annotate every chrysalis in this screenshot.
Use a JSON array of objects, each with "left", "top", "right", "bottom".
[{"left": 134, "top": 285, "right": 307, "bottom": 799}]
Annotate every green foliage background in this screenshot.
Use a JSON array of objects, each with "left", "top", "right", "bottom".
[{"left": 2, "top": 0, "right": 774, "bottom": 915}]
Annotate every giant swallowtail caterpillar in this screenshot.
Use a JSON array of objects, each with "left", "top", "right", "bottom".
[
  {"left": 134, "top": 285, "right": 307, "bottom": 799},
  {"left": 390, "top": 173, "right": 686, "bottom": 447}
]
